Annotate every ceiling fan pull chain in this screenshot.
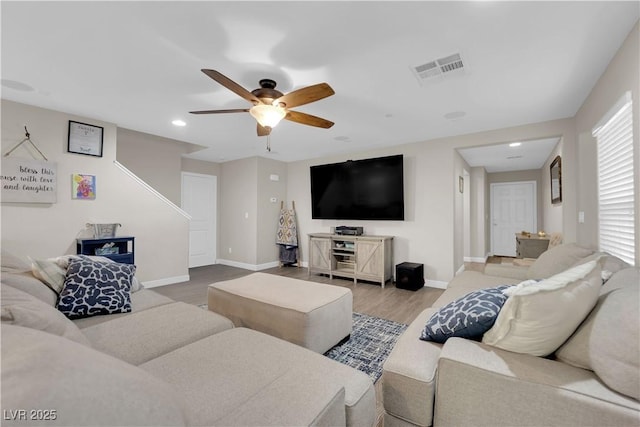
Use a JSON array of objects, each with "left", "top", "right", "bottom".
[{"left": 266, "top": 134, "right": 271, "bottom": 152}]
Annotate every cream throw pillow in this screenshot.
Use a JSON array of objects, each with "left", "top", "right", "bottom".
[
  {"left": 483, "top": 260, "right": 601, "bottom": 356},
  {"left": 31, "top": 257, "right": 67, "bottom": 294},
  {"left": 526, "top": 243, "right": 594, "bottom": 279},
  {"left": 1, "top": 284, "right": 91, "bottom": 346}
]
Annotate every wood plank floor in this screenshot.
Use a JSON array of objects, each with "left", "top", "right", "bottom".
[{"left": 152, "top": 264, "right": 445, "bottom": 324}]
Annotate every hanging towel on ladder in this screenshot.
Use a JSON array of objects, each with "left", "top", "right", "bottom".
[{"left": 276, "top": 203, "right": 298, "bottom": 264}]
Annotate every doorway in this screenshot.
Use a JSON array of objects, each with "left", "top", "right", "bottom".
[
  {"left": 490, "top": 181, "right": 536, "bottom": 257},
  {"left": 181, "top": 172, "right": 217, "bottom": 267}
]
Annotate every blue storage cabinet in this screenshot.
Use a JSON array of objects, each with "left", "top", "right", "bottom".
[{"left": 76, "top": 236, "right": 135, "bottom": 264}]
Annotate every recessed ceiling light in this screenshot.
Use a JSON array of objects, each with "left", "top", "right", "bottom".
[
  {"left": 172, "top": 119, "right": 186, "bottom": 127},
  {"left": 509, "top": 142, "right": 522, "bottom": 147}
]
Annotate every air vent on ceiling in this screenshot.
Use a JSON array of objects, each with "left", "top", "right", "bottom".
[{"left": 412, "top": 53, "right": 465, "bottom": 83}]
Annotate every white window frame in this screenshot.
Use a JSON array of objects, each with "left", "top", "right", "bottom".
[{"left": 592, "top": 92, "right": 635, "bottom": 266}]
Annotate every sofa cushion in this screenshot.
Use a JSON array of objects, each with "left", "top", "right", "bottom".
[
  {"left": 1, "top": 324, "right": 189, "bottom": 427},
  {"left": 1, "top": 272, "right": 57, "bottom": 306},
  {"left": 436, "top": 337, "right": 640, "bottom": 427},
  {"left": 420, "top": 285, "right": 512, "bottom": 343},
  {"left": 82, "top": 302, "right": 234, "bottom": 365},
  {"left": 1, "top": 249, "right": 31, "bottom": 273},
  {"left": 483, "top": 260, "right": 601, "bottom": 356},
  {"left": 57, "top": 257, "right": 135, "bottom": 319},
  {"left": 431, "top": 270, "right": 520, "bottom": 308},
  {"left": 589, "top": 270, "right": 639, "bottom": 400},
  {"left": 383, "top": 307, "right": 441, "bottom": 427},
  {"left": 72, "top": 288, "right": 175, "bottom": 329},
  {"left": 1, "top": 284, "right": 90, "bottom": 346},
  {"left": 142, "top": 327, "right": 375, "bottom": 427},
  {"left": 572, "top": 252, "right": 630, "bottom": 285},
  {"left": 555, "top": 268, "right": 640, "bottom": 371},
  {"left": 527, "top": 243, "right": 594, "bottom": 279}
]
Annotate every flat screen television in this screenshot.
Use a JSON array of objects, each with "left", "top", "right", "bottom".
[{"left": 310, "top": 154, "right": 404, "bottom": 220}]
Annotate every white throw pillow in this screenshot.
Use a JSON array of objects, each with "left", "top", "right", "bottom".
[{"left": 482, "top": 260, "right": 601, "bottom": 356}]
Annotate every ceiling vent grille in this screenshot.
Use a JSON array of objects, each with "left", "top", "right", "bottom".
[{"left": 412, "top": 53, "right": 465, "bottom": 83}]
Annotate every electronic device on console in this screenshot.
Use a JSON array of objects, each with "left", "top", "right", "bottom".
[{"left": 334, "top": 226, "right": 364, "bottom": 236}]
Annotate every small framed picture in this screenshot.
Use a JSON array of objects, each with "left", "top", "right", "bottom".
[
  {"left": 68, "top": 121, "right": 103, "bottom": 157},
  {"left": 72, "top": 174, "right": 96, "bottom": 200}
]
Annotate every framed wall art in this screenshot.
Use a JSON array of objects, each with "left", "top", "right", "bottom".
[
  {"left": 550, "top": 155, "right": 562, "bottom": 204},
  {"left": 72, "top": 174, "right": 96, "bottom": 200},
  {"left": 68, "top": 121, "right": 103, "bottom": 157}
]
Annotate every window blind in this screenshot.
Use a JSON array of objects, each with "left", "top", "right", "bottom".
[{"left": 593, "top": 93, "right": 635, "bottom": 265}]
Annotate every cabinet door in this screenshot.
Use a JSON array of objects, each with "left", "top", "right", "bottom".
[
  {"left": 309, "top": 237, "right": 331, "bottom": 272},
  {"left": 355, "top": 240, "right": 383, "bottom": 279}
]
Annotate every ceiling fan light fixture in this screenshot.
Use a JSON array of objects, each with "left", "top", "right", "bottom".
[{"left": 249, "top": 104, "right": 286, "bottom": 128}]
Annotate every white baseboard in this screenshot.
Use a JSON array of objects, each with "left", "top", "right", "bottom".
[
  {"left": 464, "top": 255, "right": 488, "bottom": 263},
  {"left": 217, "top": 259, "right": 305, "bottom": 271},
  {"left": 143, "top": 275, "right": 190, "bottom": 288},
  {"left": 425, "top": 279, "right": 448, "bottom": 290}
]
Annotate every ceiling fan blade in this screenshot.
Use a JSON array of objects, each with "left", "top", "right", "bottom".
[
  {"left": 201, "top": 69, "right": 262, "bottom": 105},
  {"left": 189, "top": 108, "right": 250, "bottom": 115},
  {"left": 285, "top": 110, "right": 334, "bottom": 128},
  {"left": 275, "top": 83, "right": 335, "bottom": 108},
  {"left": 257, "top": 124, "right": 271, "bottom": 136}
]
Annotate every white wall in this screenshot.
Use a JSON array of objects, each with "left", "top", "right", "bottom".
[{"left": 1, "top": 100, "right": 190, "bottom": 285}]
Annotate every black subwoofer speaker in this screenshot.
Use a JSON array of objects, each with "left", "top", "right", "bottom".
[{"left": 395, "top": 262, "right": 425, "bottom": 291}]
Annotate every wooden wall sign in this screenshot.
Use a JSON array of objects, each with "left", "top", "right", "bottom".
[{"left": 1, "top": 157, "right": 57, "bottom": 203}]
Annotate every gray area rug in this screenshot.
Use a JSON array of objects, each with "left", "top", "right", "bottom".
[{"left": 324, "top": 312, "right": 408, "bottom": 383}]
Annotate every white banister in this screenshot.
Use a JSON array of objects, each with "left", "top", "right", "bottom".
[{"left": 113, "top": 160, "right": 192, "bottom": 220}]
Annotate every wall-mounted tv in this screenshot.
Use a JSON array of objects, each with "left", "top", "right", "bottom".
[{"left": 310, "top": 154, "right": 404, "bottom": 220}]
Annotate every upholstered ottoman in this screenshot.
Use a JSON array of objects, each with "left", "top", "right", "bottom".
[{"left": 208, "top": 272, "right": 353, "bottom": 353}]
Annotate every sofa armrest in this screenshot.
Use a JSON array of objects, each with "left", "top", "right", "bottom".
[
  {"left": 435, "top": 338, "right": 640, "bottom": 427},
  {"left": 483, "top": 263, "right": 529, "bottom": 280}
]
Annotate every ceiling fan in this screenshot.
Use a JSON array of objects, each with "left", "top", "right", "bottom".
[{"left": 190, "top": 69, "right": 335, "bottom": 137}]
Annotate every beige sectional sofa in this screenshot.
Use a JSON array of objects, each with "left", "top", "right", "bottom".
[
  {"left": 382, "top": 244, "right": 640, "bottom": 427},
  {"left": 1, "top": 256, "right": 376, "bottom": 427}
]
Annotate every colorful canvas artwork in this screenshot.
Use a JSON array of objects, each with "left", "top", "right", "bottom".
[{"left": 72, "top": 174, "right": 96, "bottom": 200}]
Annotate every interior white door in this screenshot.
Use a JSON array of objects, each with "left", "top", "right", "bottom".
[
  {"left": 491, "top": 181, "right": 536, "bottom": 257},
  {"left": 182, "top": 172, "right": 217, "bottom": 268}
]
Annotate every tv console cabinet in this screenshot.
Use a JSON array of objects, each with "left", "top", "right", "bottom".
[{"left": 308, "top": 233, "right": 393, "bottom": 288}]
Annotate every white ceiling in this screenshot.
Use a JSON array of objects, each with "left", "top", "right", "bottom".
[
  {"left": 1, "top": 2, "right": 638, "bottom": 168},
  {"left": 458, "top": 137, "right": 560, "bottom": 173}
]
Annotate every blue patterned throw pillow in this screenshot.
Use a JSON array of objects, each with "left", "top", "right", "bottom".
[
  {"left": 57, "top": 256, "right": 135, "bottom": 319},
  {"left": 420, "top": 285, "right": 512, "bottom": 343}
]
